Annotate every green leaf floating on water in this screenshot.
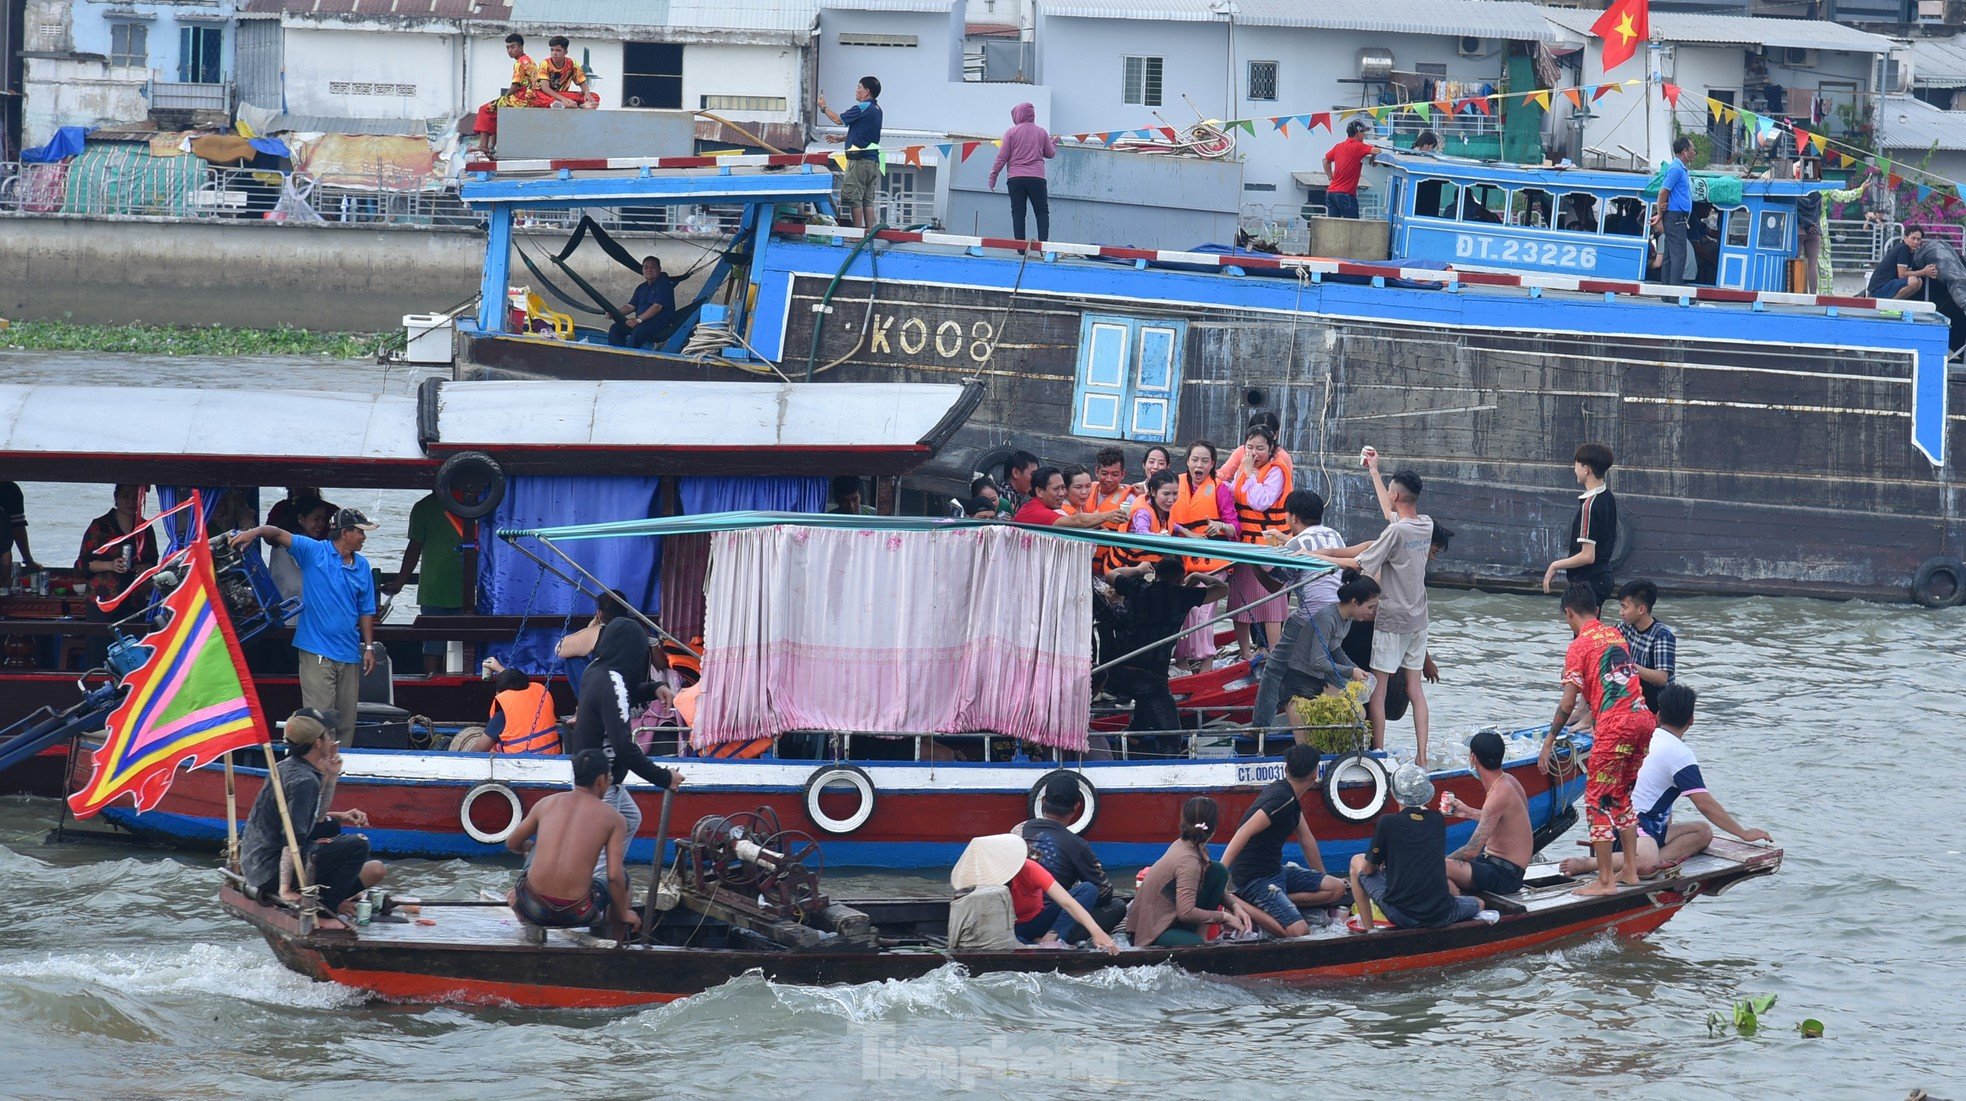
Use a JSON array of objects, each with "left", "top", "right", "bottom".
[
  {"left": 1798, "top": 1019, "right": 1825, "bottom": 1038},
  {"left": 1733, "top": 1000, "right": 1759, "bottom": 1035},
  {"left": 1748, "top": 994, "right": 1778, "bottom": 1014}
]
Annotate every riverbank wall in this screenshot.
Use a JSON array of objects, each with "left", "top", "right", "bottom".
[{"left": 0, "top": 216, "right": 711, "bottom": 333}]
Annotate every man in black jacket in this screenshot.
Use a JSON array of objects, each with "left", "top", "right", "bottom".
[
  {"left": 1014, "top": 772, "right": 1124, "bottom": 943},
  {"left": 566, "top": 591, "right": 682, "bottom": 866}
]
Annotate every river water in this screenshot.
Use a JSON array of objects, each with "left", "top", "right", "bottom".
[{"left": 2, "top": 353, "right": 1963, "bottom": 1099}]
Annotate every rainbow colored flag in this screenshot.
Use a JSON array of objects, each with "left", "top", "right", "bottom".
[{"left": 69, "top": 522, "right": 267, "bottom": 818}]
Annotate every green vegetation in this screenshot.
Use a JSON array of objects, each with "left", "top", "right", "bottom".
[
  {"left": 1287, "top": 684, "right": 1369, "bottom": 756},
  {"left": 0, "top": 320, "right": 397, "bottom": 358}
]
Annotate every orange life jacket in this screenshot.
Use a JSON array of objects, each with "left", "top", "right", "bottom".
[
  {"left": 1170, "top": 475, "right": 1232, "bottom": 574},
  {"left": 1233, "top": 457, "right": 1294, "bottom": 543},
  {"left": 490, "top": 683, "right": 561, "bottom": 754},
  {"left": 1104, "top": 504, "right": 1168, "bottom": 572},
  {"left": 661, "top": 637, "right": 703, "bottom": 687},
  {"left": 1085, "top": 485, "right": 1136, "bottom": 574}
]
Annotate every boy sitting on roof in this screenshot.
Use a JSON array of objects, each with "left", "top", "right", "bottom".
[
  {"left": 538, "top": 36, "right": 600, "bottom": 110},
  {"left": 470, "top": 33, "right": 553, "bottom": 156},
  {"left": 505, "top": 748, "right": 641, "bottom": 942}
]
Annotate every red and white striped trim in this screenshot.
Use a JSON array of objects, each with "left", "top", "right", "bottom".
[
  {"left": 466, "top": 152, "right": 838, "bottom": 174},
  {"left": 768, "top": 223, "right": 1937, "bottom": 315}
]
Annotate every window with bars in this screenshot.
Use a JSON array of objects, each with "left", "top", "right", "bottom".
[
  {"left": 700, "top": 94, "right": 788, "bottom": 113},
  {"left": 622, "top": 42, "right": 684, "bottom": 109},
  {"left": 1247, "top": 60, "right": 1277, "bottom": 102},
  {"left": 1122, "top": 56, "right": 1163, "bottom": 107},
  {"left": 178, "top": 24, "right": 222, "bottom": 84},
  {"left": 110, "top": 22, "right": 147, "bottom": 67}
]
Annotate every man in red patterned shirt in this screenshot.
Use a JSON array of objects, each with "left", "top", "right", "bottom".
[{"left": 1539, "top": 582, "right": 1656, "bottom": 897}]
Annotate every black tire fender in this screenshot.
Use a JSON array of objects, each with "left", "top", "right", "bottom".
[
  {"left": 435, "top": 451, "right": 506, "bottom": 520},
  {"left": 1911, "top": 556, "right": 1966, "bottom": 608}
]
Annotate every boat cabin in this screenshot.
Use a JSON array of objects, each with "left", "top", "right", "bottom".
[
  {"left": 0, "top": 377, "right": 976, "bottom": 760},
  {"left": 1380, "top": 153, "right": 1823, "bottom": 291}
]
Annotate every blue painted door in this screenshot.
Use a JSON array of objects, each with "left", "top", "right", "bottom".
[{"left": 1072, "top": 314, "right": 1186, "bottom": 442}]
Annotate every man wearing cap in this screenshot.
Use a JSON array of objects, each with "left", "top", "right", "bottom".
[
  {"left": 1347, "top": 765, "right": 1494, "bottom": 932},
  {"left": 1013, "top": 773, "right": 1120, "bottom": 945},
  {"left": 1441, "top": 729, "right": 1534, "bottom": 897},
  {"left": 232, "top": 508, "right": 381, "bottom": 746},
  {"left": 238, "top": 711, "right": 385, "bottom": 919}
]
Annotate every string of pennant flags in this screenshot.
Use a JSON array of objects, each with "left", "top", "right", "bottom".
[{"left": 486, "top": 74, "right": 1966, "bottom": 212}]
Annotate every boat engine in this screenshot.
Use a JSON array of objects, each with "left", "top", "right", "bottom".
[{"left": 672, "top": 807, "right": 875, "bottom": 949}]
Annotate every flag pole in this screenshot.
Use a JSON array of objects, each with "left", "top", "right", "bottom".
[
  {"left": 260, "top": 741, "right": 314, "bottom": 908},
  {"left": 222, "top": 752, "right": 240, "bottom": 872}
]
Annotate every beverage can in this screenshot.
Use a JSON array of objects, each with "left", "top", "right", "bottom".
[
  {"left": 1359, "top": 446, "right": 1377, "bottom": 467},
  {"left": 355, "top": 898, "right": 373, "bottom": 925}
]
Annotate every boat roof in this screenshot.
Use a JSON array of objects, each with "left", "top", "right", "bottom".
[
  {"left": 459, "top": 162, "right": 838, "bottom": 207},
  {"left": 1377, "top": 153, "right": 1822, "bottom": 198},
  {"left": 0, "top": 379, "right": 979, "bottom": 486}
]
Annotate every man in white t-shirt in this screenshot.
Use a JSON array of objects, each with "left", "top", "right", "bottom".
[
  {"left": 1315, "top": 457, "right": 1435, "bottom": 765},
  {"left": 1558, "top": 682, "right": 1771, "bottom": 879}
]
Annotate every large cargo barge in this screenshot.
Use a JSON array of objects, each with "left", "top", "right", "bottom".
[{"left": 454, "top": 153, "right": 1964, "bottom": 604}]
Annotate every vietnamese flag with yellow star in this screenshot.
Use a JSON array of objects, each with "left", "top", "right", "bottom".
[{"left": 1590, "top": 0, "right": 1649, "bottom": 71}]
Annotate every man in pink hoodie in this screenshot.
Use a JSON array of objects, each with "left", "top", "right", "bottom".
[{"left": 987, "top": 102, "right": 1058, "bottom": 242}]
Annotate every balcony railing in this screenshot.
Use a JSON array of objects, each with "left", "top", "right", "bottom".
[{"left": 149, "top": 80, "right": 233, "bottom": 113}]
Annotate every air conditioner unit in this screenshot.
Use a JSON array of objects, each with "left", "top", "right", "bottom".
[
  {"left": 1780, "top": 47, "right": 1817, "bottom": 67},
  {"left": 1919, "top": 0, "right": 1944, "bottom": 20},
  {"left": 1459, "top": 36, "right": 1486, "bottom": 57}
]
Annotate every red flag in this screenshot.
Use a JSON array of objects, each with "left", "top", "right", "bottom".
[
  {"left": 959, "top": 141, "right": 981, "bottom": 161},
  {"left": 1661, "top": 82, "right": 1681, "bottom": 106},
  {"left": 1471, "top": 96, "right": 1492, "bottom": 116},
  {"left": 1590, "top": 0, "right": 1649, "bottom": 71}
]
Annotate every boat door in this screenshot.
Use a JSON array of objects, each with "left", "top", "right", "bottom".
[{"left": 1716, "top": 206, "right": 1751, "bottom": 289}]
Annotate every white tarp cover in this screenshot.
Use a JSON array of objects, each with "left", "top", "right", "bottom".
[{"left": 695, "top": 525, "right": 1093, "bottom": 749}]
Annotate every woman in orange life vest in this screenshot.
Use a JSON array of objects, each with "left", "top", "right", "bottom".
[
  {"left": 1218, "top": 411, "right": 1293, "bottom": 483},
  {"left": 1168, "top": 440, "right": 1239, "bottom": 671},
  {"left": 487, "top": 667, "right": 562, "bottom": 754},
  {"left": 1227, "top": 424, "right": 1294, "bottom": 661}
]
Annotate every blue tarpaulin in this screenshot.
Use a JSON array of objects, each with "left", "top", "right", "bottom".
[
  {"left": 22, "top": 126, "right": 90, "bottom": 164},
  {"left": 247, "top": 137, "right": 290, "bottom": 159}
]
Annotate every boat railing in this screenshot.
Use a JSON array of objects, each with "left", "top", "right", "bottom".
[
  {"left": 696, "top": 722, "right": 1343, "bottom": 765},
  {"left": 1827, "top": 215, "right": 1889, "bottom": 269}
]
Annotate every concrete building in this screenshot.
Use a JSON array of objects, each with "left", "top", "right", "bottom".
[
  {"left": 19, "top": 0, "right": 237, "bottom": 144},
  {"left": 1031, "top": 0, "right": 1569, "bottom": 217},
  {"left": 1540, "top": 9, "right": 1896, "bottom": 173},
  {"left": 232, "top": 0, "right": 813, "bottom": 132}
]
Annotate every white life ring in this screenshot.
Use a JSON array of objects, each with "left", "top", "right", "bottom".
[
  {"left": 803, "top": 764, "right": 877, "bottom": 835},
  {"left": 1026, "top": 769, "right": 1099, "bottom": 835},
  {"left": 1322, "top": 753, "right": 1390, "bottom": 823},
  {"left": 460, "top": 781, "right": 524, "bottom": 845}
]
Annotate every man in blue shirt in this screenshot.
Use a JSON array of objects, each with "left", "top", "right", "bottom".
[
  {"left": 606, "top": 255, "right": 681, "bottom": 349},
  {"left": 819, "top": 75, "right": 883, "bottom": 230},
  {"left": 1653, "top": 135, "right": 1695, "bottom": 287},
  {"left": 232, "top": 508, "right": 380, "bottom": 745}
]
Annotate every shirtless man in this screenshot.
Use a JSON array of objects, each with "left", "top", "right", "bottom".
[
  {"left": 505, "top": 748, "right": 641, "bottom": 942},
  {"left": 1441, "top": 729, "right": 1534, "bottom": 896}
]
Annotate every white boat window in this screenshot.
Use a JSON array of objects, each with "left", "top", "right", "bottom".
[
  {"left": 1559, "top": 193, "right": 1600, "bottom": 234},
  {"left": 1604, "top": 197, "right": 1648, "bottom": 237},
  {"left": 1463, "top": 183, "right": 1507, "bottom": 225},
  {"left": 1511, "top": 188, "right": 1555, "bottom": 228},
  {"left": 1413, "top": 178, "right": 1457, "bottom": 219},
  {"left": 1723, "top": 206, "right": 1751, "bottom": 247}
]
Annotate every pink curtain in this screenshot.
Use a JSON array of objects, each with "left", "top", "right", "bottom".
[{"left": 696, "top": 526, "right": 1092, "bottom": 749}]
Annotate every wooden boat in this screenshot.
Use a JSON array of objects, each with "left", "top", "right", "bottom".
[
  {"left": 86, "top": 725, "right": 1587, "bottom": 868},
  {"left": 221, "top": 828, "right": 1781, "bottom": 1010},
  {"left": 0, "top": 378, "right": 980, "bottom": 794}
]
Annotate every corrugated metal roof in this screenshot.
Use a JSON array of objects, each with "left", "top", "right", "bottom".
[
  {"left": 1881, "top": 94, "right": 1966, "bottom": 152},
  {"left": 1908, "top": 36, "right": 1966, "bottom": 89},
  {"left": 1542, "top": 7, "right": 1895, "bottom": 52},
  {"left": 820, "top": 0, "right": 954, "bottom": 10},
  {"left": 508, "top": 0, "right": 818, "bottom": 33},
  {"left": 1041, "top": 0, "right": 1565, "bottom": 41}
]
